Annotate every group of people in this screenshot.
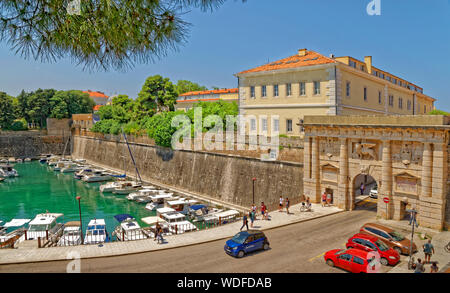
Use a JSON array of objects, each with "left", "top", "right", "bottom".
[
  {"left": 413, "top": 239, "right": 438, "bottom": 273},
  {"left": 321, "top": 191, "right": 333, "bottom": 207},
  {"left": 240, "top": 202, "right": 269, "bottom": 231},
  {"left": 153, "top": 222, "right": 164, "bottom": 244},
  {"left": 278, "top": 196, "right": 291, "bottom": 214}
]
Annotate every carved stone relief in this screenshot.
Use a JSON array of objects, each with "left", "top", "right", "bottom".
[{"left": 351, "top": 140, "right": 379, "bottom": 161}]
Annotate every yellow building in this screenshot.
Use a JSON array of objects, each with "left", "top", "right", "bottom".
[
  {"left": 174, "top": 88, "right": 239, "bottom": 111},
  {"left": 236, "top": 49, "right": 436, "bottom": 136}
]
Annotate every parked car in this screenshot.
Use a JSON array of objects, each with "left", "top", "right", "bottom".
[
  {"left": 369, "top": 185, "right": 378, "bottom": 198},
  {"left": 224, "top": 230, "right": 270, "bottom": 258},
  {"left": 359, "top": 223, "right": 417, "bottom": 255},
  {"left": 324, "top": 248, "right": 377, "bottom": 273},
  {"left": 346, "top": 233, "right": 400, "bottom": 266}
]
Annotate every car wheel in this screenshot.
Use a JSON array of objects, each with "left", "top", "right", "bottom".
[
  {"left": 380, "top": 257, "right": 389, "bottom": 266},
  {"left": 326, "top": 259, "right": 334, "bottom": 267},
  {"left": 237, "top": 250, "right": 245, "bottom": 258},
  {"left": 263, "top": 243, "right": 270, "bottom": 250},
  {"left": 393, "top": 247, "right": 402, "bottom": 255}
]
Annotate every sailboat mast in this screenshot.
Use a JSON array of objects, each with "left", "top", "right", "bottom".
[{"left": 121, "top": 128, "right": 143, "bottom": 184}]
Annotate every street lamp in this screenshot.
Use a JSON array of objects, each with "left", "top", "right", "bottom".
[
  {"left": 406, "top": 208, "right": 417, "bottom": 270},
  {"left": 76, "top": 196, "right": 84, "bottom": 244},
  {"left": 252, "top": 178, "right": 256, "bottom": 205}
]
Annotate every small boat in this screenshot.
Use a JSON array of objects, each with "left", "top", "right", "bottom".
[
  {"left": 84, "top": 219, "right": 109, "bottom": 245},
  {"left": 73, "top": 159, "right": 86, "bottom": 164},
  {"left": 145, "top": 194, "right": 176, "bottom": 211},
  {"left": 24, "top": 158, "right": 31, "bottom": 162},
  {"left": 127, "top": 188, "right": 158, "bottom": 201},
  {"left": 0, "top": 219, "right": 30, "bottom": 248},
  {"left": 39, "top": 154, "right": 53, "bottom": 163},
  {"left": 74, "top": 167, "right": 93, "bottom": 180},
  {"left": 53, "top": 162, "right": 66, "bottom": 171},
  {"left": 57, "top": 221, "right": 82, "bottom": 246},
  {"left": 203, "top": 209, "right": 240, "bottom": 224},
  {"left": 156, "top": 207, "right": 177, "bottom": 218},
  {"left": 188, "top": 205, "right": 223, "bottom": 222},
  {"left": 141, "top": 216, "right": 170, "bottom": 237},
  {"left": 99, "top": 181, "right": 122, "bottom": 193},
  {"left": 8, "top": 158, "right": 16, "bottom": 164},
  {"left": 160, "top": 212, "right": 198, "bottom": 234},
  {"left": 0, "top": 159, "right": 7, "bottom": 164},
  {"left": 61, "top": 163, "right": 80, "bottom": 173},
  {"left": 112, "top": 214, "right": 148, "bottom": 241},
  {"left": 0, "top": 164, "right": 19, "bottom": 177},
  {"left": 26, "top": 213, "right": 64, "bottom": 241},
  {"left": 16, "top": 158, "right": 23, "bottom": 163},
  {"left": 166, "top": 199, "right": 199, "bottom": 215},
  {"left": 82, "top": 171, "right": 112, "bottom": 183},
  {"left": 112, "top": 182, "right": 142, "bottom": 195}
]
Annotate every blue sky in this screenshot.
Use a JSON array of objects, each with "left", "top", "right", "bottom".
[{"left": 0, "top": 0, "right": 449, "bottom": 111}]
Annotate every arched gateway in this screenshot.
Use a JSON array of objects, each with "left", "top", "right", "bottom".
[{"left": 303, "top": 115, "right": 450, "bottom": 230}]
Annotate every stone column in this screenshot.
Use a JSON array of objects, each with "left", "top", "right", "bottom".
[
  {"left": 426, "top": 142, "right": 447, "bottom": 230},
  {"left": 380, "top": 140, "right": 393, "bottom": 219},
  {"left": 311, "top": 136, "right": 321, "bottom": 202},
  {"left": 338, "top": 138, "right": 349, "bottom": 210},
  {"left": 421, "top": 142, "right": 433, "bottom": 198},
  {"left": 303, "top": 137, "right": 311, "bottom": 180}
]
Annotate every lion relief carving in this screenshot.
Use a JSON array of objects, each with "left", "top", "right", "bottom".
[{"left": 353, "top": 142, "right": 378, "bottom": 161}]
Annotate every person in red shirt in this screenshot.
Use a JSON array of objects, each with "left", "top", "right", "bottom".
[
  {"left": 261, "top": 202, "right": 266, "bottom": 220},
  {"left": 322, "top": 192, "right": 327, "bottom": 207}
]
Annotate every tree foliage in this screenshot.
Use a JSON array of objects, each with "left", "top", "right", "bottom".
[
  {"left": 175, "top": 80, "right": 208, "bottom": 95},
  {"left": 136, "top": 75, "right": 177, "bottom": 115},
  {"left": 0, "top": 91, "right": 16, "bottom": 129},
  {"left": 0, "top": 0, "right": 244, "bottom": 71},
  {"left": 428, "top": 109, "right": 449, "bottom": 115}
]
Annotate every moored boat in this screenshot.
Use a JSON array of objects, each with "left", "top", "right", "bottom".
[
  {"left": 82, "top": 171, "right": 112, "bottom": 183},
  {"left": 26, "top": 213, "right": 64, "bottom": 241},
  {"left": 57, "top": 221, "right": 82, "bottom": 246},
  {"left": 84, "top": 219, "right": 109, "bottom": 244},
  {"left": 112, "top": 214, "right": 148, "bottom": 241}
]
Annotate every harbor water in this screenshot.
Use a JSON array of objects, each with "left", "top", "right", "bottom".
[{"left": 0, "top": 161, "right": 155, "bottom": 234}]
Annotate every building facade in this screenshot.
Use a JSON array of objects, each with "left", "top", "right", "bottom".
[
  {"left": 236, "top": 49, "right": 436, "bottom": 136},
  {"left": 174, "top": 88, "right": 239, "bottom": 111}
]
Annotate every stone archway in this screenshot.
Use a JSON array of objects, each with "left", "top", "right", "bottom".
[
  {"left": 351, "top": 173, "right": 379, "bottom": 212},
  {"left": 303, "top": 115, "right": 450, "bottom": 231}
]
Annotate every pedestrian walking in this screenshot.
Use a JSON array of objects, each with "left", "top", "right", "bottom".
[
  {"left": 154, "top": 222, "right": 160, "bottom": 241},
  {"left": 321, "top": 192, "right": 327, "bottom": 207},
  {"left": 423, "top": 239, "right": 435, "bottom": 264},
  {"left": 414, "top": 258, "right": 425, "bottom": 273},
  {"left": 430, "top": 262, "right": 439, "bottom": 273},
  {"left": 240, "top": 213, "right": 249, "bottom": 231},
  {"left": 249, "top": 210, "right": 255, "bottom": 228},
  {"left": 326, "top": 193, "right": 332, "bottom": 206},
  {"left": 285, "top": 197, "right": 290, "bottom": 214},
  {"left": 409, "top": 210, "right": 419, "bottom": 228},
  {"left": 157, "top": 226, "right": 164, "bottom": 244},
  {"left": 360, "top": 183, "right": 365, "bottom": 195},
  {"left": 279, "top": 196, "right": 284, "bottom": 212},
  {"left": 261, "top": 202, "right": 266, "bottom": 220},
  {"left": 251, "top": 204, "right": 257, "bottom": 220}
]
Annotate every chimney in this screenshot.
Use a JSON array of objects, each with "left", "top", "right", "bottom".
[
  {"left": 329, "top": 54, "right": 335, "bottom": 59},
  {"left": 298, "top": 48, "right": 307, "bottom": 57},
  {"left": 364, "top": 56, "right": 372, "bottom": 74}
]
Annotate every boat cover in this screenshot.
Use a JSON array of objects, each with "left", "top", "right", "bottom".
[
  {"left": 111, "top": 174, "right": 126, "bottom": 178},
  {"left": 114, "top": 214, "right": 134, "bottom": 222},
  {"left": 189, "top": 205, "right": 207, "bottom": 211},
  {"left": 4, "top": 219, "right": 31, "bottom": 227}
]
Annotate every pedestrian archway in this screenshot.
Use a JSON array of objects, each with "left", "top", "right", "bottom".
[{"left": 352, "top": 174, "right": 378, "bottom": 212}]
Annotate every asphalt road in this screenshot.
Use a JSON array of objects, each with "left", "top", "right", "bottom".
[{"left": 0, "top": 203, "right": 381, "bottom": 273}]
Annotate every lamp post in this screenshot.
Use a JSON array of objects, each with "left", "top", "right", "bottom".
[
  {"left": 407, "top": 208, "right": 417, "bottom": 270},
  {"left": 76, "top": 196, "right": 84, "bottom": 244},
  {"left": 252, "top": 178, "right": 256, "bottom": 205}
]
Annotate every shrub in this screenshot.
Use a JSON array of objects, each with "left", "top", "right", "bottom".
[{"left": 10, "top": 118, "right": 28, "bottom": 131}]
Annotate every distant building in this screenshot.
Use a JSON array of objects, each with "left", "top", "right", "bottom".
[
  {"left": 236, "top": 49, "right": 436, "bottom": 136},
  {"left": 72, "top": 114, "right": 94, "bottom": 130},
  {"left": 174, "top": 88, "right": 239, "bottom": 111},
  {"left": 83, "top": 90, "right": 109, "bottom": 112}
]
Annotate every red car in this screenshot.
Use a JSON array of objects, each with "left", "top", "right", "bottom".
[
  {"left": 324, "top": 248, "right": 377, "bottom": 273},
  {"left": 346, "top": 233, "right": 400, "bottom": 266}
]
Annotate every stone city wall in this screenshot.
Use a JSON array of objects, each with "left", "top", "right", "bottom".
[
  {"left": 0, "top": 131, "right": 66, "bottom": 158},
  {"left": 72, "top": 134, "right": 304, "bottom": 210}
]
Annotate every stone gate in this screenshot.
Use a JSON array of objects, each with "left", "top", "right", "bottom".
[{"left": 303, "top": 115, "right": 450, "bottom": 230}]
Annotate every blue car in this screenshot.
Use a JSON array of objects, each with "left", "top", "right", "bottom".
[{"left": 224, "top": 230, "right": 270, "bottom": 258}]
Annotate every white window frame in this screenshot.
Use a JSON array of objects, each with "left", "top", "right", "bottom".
[{"left": 313, "top": 81, "right": 320, "bottom": 95}]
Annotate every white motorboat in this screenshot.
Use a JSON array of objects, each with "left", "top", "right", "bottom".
[
  {"left": 26, "top": 213, "right": 64, "bottom": 240},
  {"left": 84, "top": 219, "right": 109, "bottom": 244},
  {"left": 203, "top": 209, "right": 240, "bottom": 224},
  {"left": 61, "top": 163, "right": 80, "bottom": 173},
  {"left": 112, "top": 214, "right": 148, "bottom": 241},
  {"left": 57, "top": 221, "right": 82, "bottom": 246},
  {"left": 160, "top": 212, "right": 198, "bottom": 234},
  {"left": 112, "top": 182, "right": 142, "bottom": 195},
  {"left": 0, "top": 164, "right": 19, "bottom": 177},
  {"left": 53, "top": 161, "right": 66, "bottom": 171},
  {"left": 165, "top": 199, "right": 199, "bottom": 215},
  {"left": 127, "top": 188, "right": 158, "bottom": 201},
  {"left": 99, "top": 181, "right": 122, "bottom": 193},
  {"left": 24, "top": 158, "right": 31, "bottom": 162},
  {"left": 188, "top": 205, "right": 223, "bottom": 222},
  {"left": 141, "top": 216, "right": 170, "bottom": 237},
  {"left": 8, "top": 158, "right": 16, "bottom": 164},
  {"left": 82, "top": 171, "right": 112, "bottom": 183},
  {"left": 16, "top": 158, "right": 23, "bottom": 163},
  {"left": 145, "top": 194, "right": 176, "bottom": 211},
  {"left": 74, "top": 167, "right": 94, "bottom": 180},
  {"left": 0, "top": 219, "right": 30, "bottom": 248}
]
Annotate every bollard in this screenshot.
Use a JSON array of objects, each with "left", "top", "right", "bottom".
[
  {"left": 38, "top": 237, "right": 41, "bottom": 248},
  {"left": 122, "top": 231, "right": 125, "bottom": 241},
  {"left": 219, "top": 217, "right": 222, "bottom": 226},
  {"left": 175, "top": 225, "right": 178, "bottom": 235},
  {"left": 24, "top": 230, "right": 27, "bottom": 241},
  {"left": 46, "top": 230, "right": 49, "bottom": 240}
]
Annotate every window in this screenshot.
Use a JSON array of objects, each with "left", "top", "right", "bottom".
[
  {"left": 300, "top": 82, "right": 306, "bottom": 96},
  {"left": 399, "top": 97, "right": 403, "bottom": 109},
  {"left": 286, "top": 83, "right": 292, "bottom": 96},
  {"left": 286, "top": 119, "right": 293, "bottom": 132},
  {"left": 261, "top": 118, "right": 268, "bottom": 132},
  {"left": 273, "top": 119, "right": 279, "bottom": 132},
  {"left": 338, "top": 254, "right": 353, "bottom": 261},
  {"left": 424, "top": 105, "right": 427, "bottom": 114},
  {"left": 378, "top": 91, "right": 382, "bottom": 104},
  {"left": 363, "top": 87, "right": 367, "bottom": 101},
  {"left": 393, "top": 78, "right": 397, "bottom": 85},
  {"left": 373, "top": 70, "right": 378, "bottom": 76},
  {"left": 314, "top": 81, "right": 320, "bottom": 95},
  {"left": 386, "top": 76, "right": 391, "bottom": 82},
  {"left": 360, "top": 65, "right": 365, "bottom": 71},
  {"left": 273, "top": 84, "right": 279, "bottom": 97},
  {"left": 261, "top": 85, "right": 267, "bottom": 97},
  {"left": 346, "top": 82, "right": 351, "bottom": 97},
  {"left": 353, "top": 256, "right": 365, "bottom": 265},
  {"left": 250, "top": 119, "right": 256, "bottom": 131},
  {"left": 364, "top": 240, "right": 377, "bottom": 251},
  {"left": 352, "top": 238, "right": 364, "bottom": 245},
  {"left": 349, "top": 60, "right": 356, "bottom": 68},
  {"left": 407, "top": 100, "right": 411, "bottom": 110},
  {"left": 379, "top": 73, "right": 385, "bottom": 79},
  {"left": 250, "top": 86, "right": 255, "bottom": 98},
  {"left": 389, "top": 95, "right": 394, "bottom": 107}
]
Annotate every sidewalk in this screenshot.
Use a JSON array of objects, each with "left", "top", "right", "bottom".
[
  {"left": 0, "top": 203, "right": 343, "bottom": 265},
  {"left": 376, "top": 219, "right": 450, "bottom": 273}
]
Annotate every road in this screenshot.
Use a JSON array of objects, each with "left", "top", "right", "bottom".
[{"left": 0, "top": 201, "right": 385, "bottom": 273}]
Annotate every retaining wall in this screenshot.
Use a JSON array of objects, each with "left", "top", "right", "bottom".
[{"left": 0, "top": 131, "right": 67, "bottom": 158}]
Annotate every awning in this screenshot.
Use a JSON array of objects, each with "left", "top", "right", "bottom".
[
  {"left": 4, "top": 219, "right": 31, "bottom": 228},
  {"left": 141, "top": 217, "right": 163, "bottom": 225},
  {"left": 114, "top": 214, "right": 133, "bottom": 222},
  {"left": 189, "top": 205, "right": 207, "bottom": 211}
]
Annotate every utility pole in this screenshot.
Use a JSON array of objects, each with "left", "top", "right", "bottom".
[{"left": 76, "top": 196, "right": 84, "bottom": 244}]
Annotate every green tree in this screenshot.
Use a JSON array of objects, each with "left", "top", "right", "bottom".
[
  {"left": 175, "top": 80, "right": 208, "bottom": 95},
  {"left": 0, "top": 1, "right": 244, "bottom": 71},
  {"left": 49, "top": 90, "right": 95, "bottom": 119},
  {"left": 97, "top": 105, "right": 114, "bottom": 120},
  {"left": 136, "top": 75, "right": 178, "bottom": 116},
  {"left": 0, "top": 91, "right": 16, "bottom": 129},
  {"left": 25, "top": 89, "right": 56, "bottom": 128},
  {"left": 428, "top": 109, "right": 449, "bottom": 115},
  {"left": 111, "top": 95, "right": 134, "bottom": 124}
]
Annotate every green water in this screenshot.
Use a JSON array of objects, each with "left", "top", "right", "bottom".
[{"left": 0, "top": 161, "right": 155, "bottom": 234}]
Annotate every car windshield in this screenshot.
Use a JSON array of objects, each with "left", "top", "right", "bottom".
[
  {"left": 335, "top": 250, "right": 347, "bottom": 255},
  {"left": 388, "top": 231, "right": 405, "bottom": 241},
  {"left": 375, "top": 240, "right": 389, "bottom": 251},
  {"left": 231, "top": 232, "right": 248, "bottom": 244}
]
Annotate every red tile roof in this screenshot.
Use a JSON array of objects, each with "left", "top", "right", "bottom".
[
  {"left": 237, "top": 50, "right": 336, "bottom": 75},
  {"left": 177, "top": 98, "right": 221, "bottom": 103},
  {"left": 179, "top": 88, "right": 238, "bottom": 97},
  {"left": 83, "top": 90, "right": 109, "bottom": 99},
  {"left": 93, "top": 105, "right": 103, "bottom": 111}
]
